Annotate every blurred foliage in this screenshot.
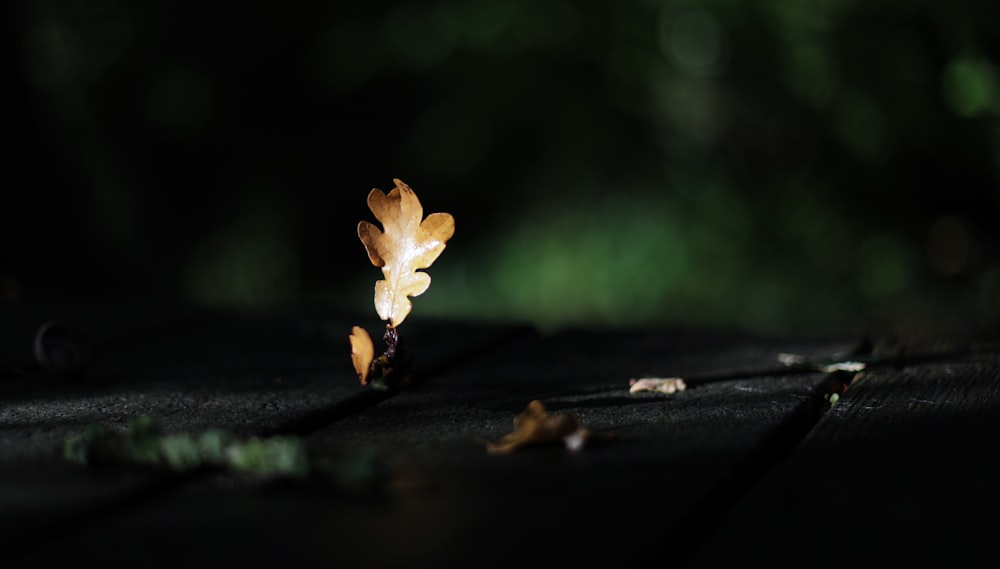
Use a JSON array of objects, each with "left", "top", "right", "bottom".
[
  {"left": 64, "top": 415, "right": 390, "bottom": 488},
  {"left": 5, "top": 0, "right": 1000, "bottom": 336},
  {"left": 64, "top": 415, "right": 310, "bottom": 478}
]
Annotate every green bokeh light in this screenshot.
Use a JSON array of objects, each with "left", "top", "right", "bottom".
[
  {"left": 833, "top": 88, "right": 885, "bottom": 159},
  {"left": 660, "top": 5, "right": 728, "bottom": 77},
  {"left": 384, "top": 4, "right": 454, "bottom": 69},
  {"left": 310, "top": 21, "right": 382, "bottom": 91},
  {"left": 855, "top": 234, "right": 915, "bottom": 299},
  {"left": 491, "top": 192, "right": 689, "bottom": 329},
  {"left": 782, "top": 40, "right": 839, "bottom": 108},
  {"left": 184, "top": 193, "right": 299, "bottom": 307},
  {"left": 942, "top": 54, "right": 999, "bottom": 118},
  {"left": 145, "top": 67, "right": 214, "bottom": 138}
]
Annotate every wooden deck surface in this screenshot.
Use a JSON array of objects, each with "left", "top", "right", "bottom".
[{"left": 0, "top": 300, "right": 997, "bottom": 568}]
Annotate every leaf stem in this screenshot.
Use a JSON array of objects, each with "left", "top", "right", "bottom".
[{"left": 383, "top": 324, "right": 399, "bottom": 360}]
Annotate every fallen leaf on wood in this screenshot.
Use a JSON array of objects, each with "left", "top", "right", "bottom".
[
  {"left": 357, "top": 179, "right": 455, "bottom": 328},
  {"left": 483, "top": 400, "right": 592, "bottom": 454},
  {"left": 349, "top": 326, "right": 375, "bottom": 385},
  {"left": 629, "top": 377, "right": 687, "bottom": 394}
]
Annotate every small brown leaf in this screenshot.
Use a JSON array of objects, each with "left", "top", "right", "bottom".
[
  {"left": 483, "top": 400, "right": 592, "bottom": 454},
  {"left": 358, "top": 179, "right": 455, "bottom": 328},
  {"left": 349, "top": 326, "right": 375, "bottom": 385}
]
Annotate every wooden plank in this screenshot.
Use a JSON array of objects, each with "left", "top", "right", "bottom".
[
  {"left": 2, "top": 328, "right": 856, "bottom": 567},
  {"left": 0, "top": 308, "right": 528, "bottom": 556},
  {"left": 680, "top": 353, "right": 1000, "bottom": 567},
  {"left": 0, "top": 310, "right": 528, "bottom": 455}
]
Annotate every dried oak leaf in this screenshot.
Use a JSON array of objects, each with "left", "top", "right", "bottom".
[
  {"left": 357, "top": 179, "right": 455, "bottom": 328},
  {"left": 349, "top": 326, "right": 375, "bottom": 385},
  {"left": 483, "top": 400, "right": 592, "bottom": 455}
]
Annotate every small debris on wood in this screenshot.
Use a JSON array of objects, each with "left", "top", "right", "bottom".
[
  {"left": 777, "top": 353, "right": 866, "bottom": 373},
  {"left": 776, "top": 353, "right": 808, "bottom": 366},
  {"left": 815, "top": 361, "right": 866, "bottom": 373},
  {"left": 482, "top": 400, "right": 592, "bottom": 455},
  {"left": 34, "top": 320, "right": 89, "bottom": 377},
  {"left": 629, "top": 377, "right": 687, "bottom": 395}
]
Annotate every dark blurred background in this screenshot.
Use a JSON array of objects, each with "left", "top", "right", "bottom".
[{"left": 4, "top": 0, "right": 999, "bottom": 337}]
